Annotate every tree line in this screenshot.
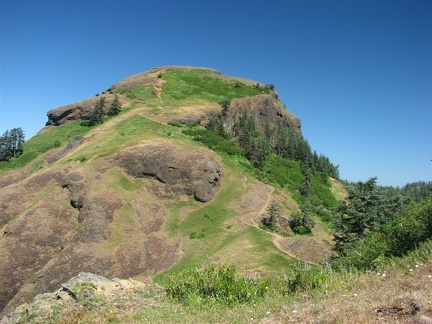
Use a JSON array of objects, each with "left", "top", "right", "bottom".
[
  {"left": 206, "top": 98, "right": 339, "bottom": 179},
  {"left": 0, "top": 127, "right": 25, "bottom": 161},
  {"left": 331, "top": 176, "right": 432, "bottom": 270}
]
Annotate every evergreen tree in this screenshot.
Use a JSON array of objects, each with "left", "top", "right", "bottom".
[
  {"left": 261, "top": 200, "right": 279, "bottom": 231},
  {"left": 332, "top": 177, "right": 410, "bottom": 253},
  {"left": 289, "top": 203, "right": 315, "bottom": 234},
  {"left": 89, "top": 97, "right": 105, "bottom": 126},
  {"left": 0, "top": 127, "right": 25, "bottom": 161},
  {"left": 220, "top": 98, "right": 230, "bottom": 118},
  {"left": 108, "top": 94, "right": 121, "bottom": 116}
]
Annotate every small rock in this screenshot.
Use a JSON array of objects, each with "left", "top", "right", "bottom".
[{"left": 57, "top": 290, "right": 72, "bottom": 301}]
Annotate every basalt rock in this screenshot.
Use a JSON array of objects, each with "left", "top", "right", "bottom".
[{"left": 114, "top": 144, "right": 222, "bottom": 202}]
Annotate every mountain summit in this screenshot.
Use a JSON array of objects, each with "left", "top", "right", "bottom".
[{"left": 0, "top": 66, "right": 335, "bottom": 316}]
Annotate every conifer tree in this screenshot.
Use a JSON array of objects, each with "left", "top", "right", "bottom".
[
  {"left": 262, "top": 201, "right": 279, "bottom": 231},
  {"left": 0, "top": 127, "right": 25, "bottom": 161},
  {"left": 89, "top": 97, "right": 105, "bottom": 126},
  {"left": 108, "top": 94, "right": 121, "bottom": 116}
]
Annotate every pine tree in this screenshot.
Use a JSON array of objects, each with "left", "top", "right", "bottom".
[
  {"left": 0, "top": 127, "right": 25, "bottom": 161},
  {"left": 220, "top": 98, "right": 230, "bottom": 117},
  {"left": 89, "top": 97, "right": 105, "bottom": 126},
  {"left": 108, "top": 94, "right": 121, "bottom": 116},
  {"left": 289, "top": 203, "right": 315, "bottom": 234},
  {"left": 262, "top": 201, "right": 279, "bottom": 231}
]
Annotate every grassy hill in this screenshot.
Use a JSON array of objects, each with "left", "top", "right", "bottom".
[{"left": 1, "top": 66, "right": 430, "bottom": 323}]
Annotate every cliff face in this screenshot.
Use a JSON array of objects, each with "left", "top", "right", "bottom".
[{"left": 0, "top": 66, "right": 314, "bottom": 316}]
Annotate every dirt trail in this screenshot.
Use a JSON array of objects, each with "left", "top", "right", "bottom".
[
  {"left": 238, "top": 176, "right": 315, "bottom": 263},
  {"left": 75, "top": 105, "right": 325, "bottom": 264},
  {"left": 147, "top": 69, "right": 166, "bottom": 99}
]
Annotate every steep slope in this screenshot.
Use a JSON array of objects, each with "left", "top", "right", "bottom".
[{"left": 0, "top": 66, "right": 333, "bottom": 316}]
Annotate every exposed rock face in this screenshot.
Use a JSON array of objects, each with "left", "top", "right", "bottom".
[
  {"left": 45, "top": 94, "right": 123, "bottom": 126},
  {"left": 48, "top": 136, "right": 85, "bottom": 163},
  {"left": 229, "top": 94, "right": 302, "bottom": 135},
  {"left": 46, "top": 97, "right": 99, "bottom": 126},
  {"left": 115, "top": 144, "right": 222, "bottom": 202}
]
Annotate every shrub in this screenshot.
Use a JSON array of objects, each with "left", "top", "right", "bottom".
[
  {"left": 168, "top": 121, "right": 183, "bottom": 127},
  {"left": 189, "top": 230, "right": 206, "bottom": 239},
  {"left": 315, "top": 206, "right": 333, "bottom": 223},
  {"left": 289, "top": 205, "right": 315, "bottom": 234},
  {"left": 165, "top": 262, "right": 269, "bottom": 306},
  {"left": 382, "top": 195, "right": 432, "bottom": 257},
  {"left": 263, "top": 154, "right": 304, "bottom": 190},
  {"left": 182, "top": 128, "right": 241, "bottom": 156},
  {"left": 275, "top": 263, "right": 333, "bottom": 295}
]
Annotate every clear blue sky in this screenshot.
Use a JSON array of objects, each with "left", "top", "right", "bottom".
[{"left": 0, "top": 0, "right": 431, "bottom": 187}]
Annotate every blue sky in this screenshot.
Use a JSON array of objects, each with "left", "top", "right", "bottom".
[{"left": 0, "top": 0, "right": 431, "bottom": 186}]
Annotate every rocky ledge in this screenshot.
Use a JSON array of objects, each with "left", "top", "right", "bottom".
[{"left": 0, "top": 272, "right": 161, "bottom": 324}]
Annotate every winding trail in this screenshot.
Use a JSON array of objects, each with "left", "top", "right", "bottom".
[
  {"left": 81, "top": 88, "right": 324, "bottom": 264},
  {"left": 238, "top": 176, "right": 316, "bottom": 264}
]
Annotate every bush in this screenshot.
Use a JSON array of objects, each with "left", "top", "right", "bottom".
[
  {"left": 189, "top": 230, "right": 206, "bottom": 239},
  {"left": 168, "top": 121, "right": 183, "bottom": 127},
  {"left": 330, "top": 195, "right": 432, "bottom": 271},
  {"left": 289, "top": 206, "right": 315, "bottom": 234},
  {"left": 315, "top": 206, "right": 333, "bottom": 223},
  {"left": 275, "top": 263, "right": 333, "bottom": 295},
  {"left": 263, "top": 154, "right": 304, "bottom": 190},
  {"left": 165, "top": 262, "right": 269, "bottom": 306},
  {"left": 382, "top": 195, "right": 432, "bottom": 257},
  {"left": 309, "top": 174, "right": 338, "bottom": 208},
  {"left": 182, "top": 128, "right": 241, "bottom": 156}
]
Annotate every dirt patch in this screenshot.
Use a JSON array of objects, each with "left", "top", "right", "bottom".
[{"left": 280, "top": 236, "right": 335, "bottom": 264}]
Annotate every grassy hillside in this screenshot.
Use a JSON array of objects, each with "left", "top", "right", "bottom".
[{"left": 3, "top": 67, "right": 430, "bottom": 323}]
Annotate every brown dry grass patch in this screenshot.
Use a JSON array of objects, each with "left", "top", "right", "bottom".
[{"left": 263, "top": 260, "right": 432, "bottom": 323}]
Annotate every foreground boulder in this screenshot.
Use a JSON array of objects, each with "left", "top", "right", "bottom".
[{"left": 0, "top": 272, "right": 158, "bottom": 324}]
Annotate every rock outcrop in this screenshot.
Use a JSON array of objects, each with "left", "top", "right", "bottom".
[
  {"left": 0, "top": 272, "right": 155, "bottom": 324},
  {"left": 114, "top": 144, "right": 222, "bottom": 202},
  {"left": 45, "top": 94, "right": 123, "bottom": 126},
  {"left": 229, "top": 94, "right": 301, "bottom": 134}
]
